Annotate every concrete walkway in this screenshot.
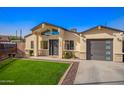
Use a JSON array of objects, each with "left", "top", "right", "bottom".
[
  {"left": 28, "top": 56, "right": 81, "bottom": 62},
  {"left": 74, "top": 60, "right": 124, "bottom": 85}
]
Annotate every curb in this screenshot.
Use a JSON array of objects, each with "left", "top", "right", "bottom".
[
  {"left": 20, "top": 58, "right": 71, "bottom": 64},
  {"left": 58, "top": 62, "right": 73, "bottom": 85}
]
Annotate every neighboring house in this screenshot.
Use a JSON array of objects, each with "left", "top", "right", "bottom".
[
  {"left": 0, "top": 35, "right": 16, "bottom": 59},
  {"left": 0, "top": 35, "right": 10, "bottom": 42},
  {"left": 25, "top": 22, "right": 124, "bottom": 62},
  {"left": 0, "top": 35, "right": 25, "bottom": 58}
]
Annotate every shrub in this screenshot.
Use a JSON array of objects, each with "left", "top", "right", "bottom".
[
  {"left": 29, "top": 50, "right": 34, "bottom": 56},
  {"left": 63, "top": 51, "right": 75, "bottom": 59}
]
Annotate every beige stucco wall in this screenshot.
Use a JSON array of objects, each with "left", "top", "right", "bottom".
[
  {"left": 80, "top": 27, "right": 123, "bottom": 62},
  {"left": 25, "top": 24, "right": 123, "bottom": 62},
  {"left": 37, "top": 28, "right": 63, "bottom": 58},
  {"left": 25, "top": 34, "right": 37, "bottom": 56},
  {"left": 63, "top": 31, "right": 80, "bottom": 57},
  {"left": 25, "top": 24, "right": 81, "bottom": 58},
  {"left": 31, "top": 23, "right": 81, "bottom": 58},
  {"left": 16, "top": 42, "right": 25, "bottom": 57}
]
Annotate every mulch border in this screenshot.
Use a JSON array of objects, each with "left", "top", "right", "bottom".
[{"left": 58, "top": 62, "right": 79, "bottom": 85}]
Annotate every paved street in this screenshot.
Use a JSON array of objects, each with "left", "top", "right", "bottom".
[{"left": 74, "top": 60, "right": 124, "bottom": 85}]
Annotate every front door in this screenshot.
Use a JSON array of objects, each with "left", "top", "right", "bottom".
[{"left": 49, "top": 39, "right": 59, "bottom": 55}]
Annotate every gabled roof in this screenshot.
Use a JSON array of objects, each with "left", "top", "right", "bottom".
[
  {"left": 80, "top": 25, "right": 124, "bottom": 34},
  {"left": 24, "top": 34, "right": 32, "bottom": 38},
  {"left": 31, "top": 22, "right": 69, "bottom": 31},
  {"left": 31, "top": 22, "right": 78, "bottom": 34}
]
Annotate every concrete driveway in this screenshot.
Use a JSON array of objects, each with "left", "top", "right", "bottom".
[{"left": 74, "top": 60, "right": 124, "bottom": 85}]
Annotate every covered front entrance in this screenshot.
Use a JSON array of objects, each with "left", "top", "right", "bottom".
[
  {"left": 49, "top": 39, "right": 59, "bottom": 55},
  {"left": 87, "top": 39, "right": 113, "bottom": 61}
]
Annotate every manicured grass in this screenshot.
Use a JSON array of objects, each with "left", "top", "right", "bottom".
[{"left": 0, "top": 58, "right": 69, "bottom": 85}]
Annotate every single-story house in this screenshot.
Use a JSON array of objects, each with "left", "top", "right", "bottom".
[{"left": 25, "top": 22, "right": 124, "bottom": 62}]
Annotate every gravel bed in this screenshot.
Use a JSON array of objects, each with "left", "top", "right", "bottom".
[{"left": 61, "top": 62, "right": 79, "bottom": 85}]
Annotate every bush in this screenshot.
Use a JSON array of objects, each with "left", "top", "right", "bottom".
[
  {"left": 63, "top": 51, "right": 75, "bottom": 59},
  {"left": 29, "top": 50, "right": 34, "bottom": 56}
]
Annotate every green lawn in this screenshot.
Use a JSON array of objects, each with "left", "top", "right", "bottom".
[{"left": 0, "top": 58, "right": 69, "bottom": 85}]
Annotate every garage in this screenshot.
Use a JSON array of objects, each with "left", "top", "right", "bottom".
[{"left": 87, "top": 39, "right": 113, "bottom": 61}]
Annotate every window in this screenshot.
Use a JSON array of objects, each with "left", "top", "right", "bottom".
[
  {"left": 65, "top": 40, "right": 74, "bottom": 50},
  {"left": 106, "top": 56, "right": 111, "bottom": 60},
  {"left": 51, "top": 29, "right": 59, "bottom": 35},
  {"left": 105, "top": 45, "right": 111, "bottom": 49},
  {"left": 41, "top": 41, "right": 48, "bottom": 49},
  {"left": 105, "top": 40, "right": 111, "bottom": 44},
  {"left": 41, "top": 29, "right": 59, "bottom": 36},
  {"left": 31, "top": 41, "right": 34, "bottom": 49},
  {"left": 41, "top": 30, "right": 51, "bottom": 35},
  {"left": 106, "top": 51, "right": 111, "bottom": 55}
]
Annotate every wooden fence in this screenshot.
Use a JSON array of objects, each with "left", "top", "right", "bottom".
[{"left": 0, "top": 42, "right": 17, "bottom": 59}]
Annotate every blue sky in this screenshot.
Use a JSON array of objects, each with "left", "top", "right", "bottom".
[{"left": 0, "top": 7, "right": 124, "bottom": 36}]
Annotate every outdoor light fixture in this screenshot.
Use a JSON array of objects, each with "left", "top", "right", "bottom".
[{"left": 118, "top": 38, "right": 123, "bottom": 41}]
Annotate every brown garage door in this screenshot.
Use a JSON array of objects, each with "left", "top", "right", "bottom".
[{"left": 87, "top": 39, "right": 113, "bottom": 61}]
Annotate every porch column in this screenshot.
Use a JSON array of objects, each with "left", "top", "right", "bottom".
[
  {"left": 58, "top": 28, "right": 64, "bottom": 58},
  {"left": 34, "top": 33, "right": 38, "bottom": 56},
  {"left": 59, "top": 37, "right": 63, "bottom": 58}
]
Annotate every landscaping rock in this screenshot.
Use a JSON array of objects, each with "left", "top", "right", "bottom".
[{"left": 62, "top": 62, "right": 79, "bottom": 85}]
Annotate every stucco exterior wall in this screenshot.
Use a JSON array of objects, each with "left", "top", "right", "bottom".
[
  {"left": 16, "top": 42, "right": 25, "bottom": 57},
  {"left": 25, "top": 23, "right": 123, "bottom": 62},
  {"left": 25, "top": 34, "right": 37, "bottom": 56},
  {"left": 80, "top": 28, "right": 123, "bottom": 62},
  {"left": 37, "top": 28, "right": 64, "bottom": 58},
  {"left": 63, "top": 31, "right": 80, "bottom": 57},
  {"left": 113, "top": 33, "right": 123, "bottom": 62}
]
